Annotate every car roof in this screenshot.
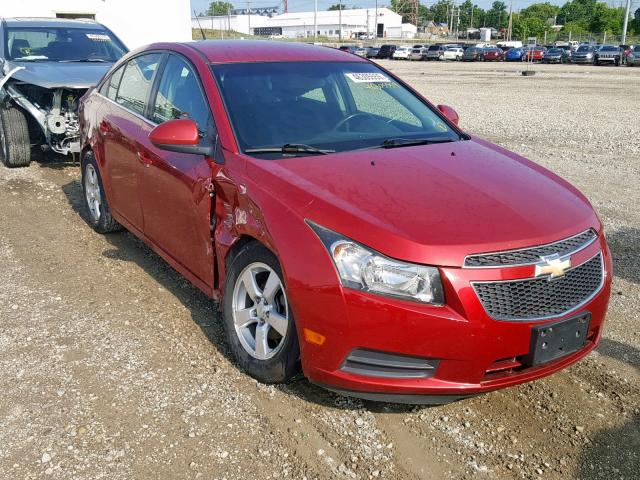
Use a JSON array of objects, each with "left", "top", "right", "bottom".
[
  {"left": 2, "top": 17, "right": 102, "bottom": 29},
  {"left": 181, "top": 40, "right": 368, "bottom": 64}
]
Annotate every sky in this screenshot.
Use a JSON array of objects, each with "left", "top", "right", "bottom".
[{"left": 190, "top": 0, "right": 575, "bottom": 15}]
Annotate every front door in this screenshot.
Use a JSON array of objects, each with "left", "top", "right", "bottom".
[{"left": 137, "top": 53, "right": 216, "bottom": 287}]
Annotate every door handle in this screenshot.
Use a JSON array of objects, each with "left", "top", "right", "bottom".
[{"left": 137, "top": 150, "right": 154, "bottom": 167}]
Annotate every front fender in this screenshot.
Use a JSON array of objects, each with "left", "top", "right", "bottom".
[{"left": 214, "top": 155, "right": 349, "bottom": 373}]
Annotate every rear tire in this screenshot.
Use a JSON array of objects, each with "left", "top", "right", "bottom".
[
  {"left": 223, "top": 242, "right": 300, "bottom": 384},
  {"left": 80, "top": 151, "right": 123, "bottom": 234},
  {"left": 0, "top": 106, "right": 31, "bottom": 168}
]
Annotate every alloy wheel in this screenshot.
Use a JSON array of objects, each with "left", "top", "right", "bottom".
[
  {"left": 232, "top": 262, "right": 289, "bottom": 360},
  {"left": 84, "top": 163, "right": 102, "bottom": 222}
]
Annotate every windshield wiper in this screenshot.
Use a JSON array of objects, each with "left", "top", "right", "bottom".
[
  {"left": 60, "top": 58, "right": 109, "bottom": 63},
  {"left": 245, "top": 143, "right": 335, "bottom": 155},
  {"left": 378, "top": 137, "right": 455, "bottom": 149}
]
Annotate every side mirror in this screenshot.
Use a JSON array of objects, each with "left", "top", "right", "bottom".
[
  {"left": 149, "top": 119, "right": 213, "bottom": 157},
  {"left": 437, "top": 104, "right": 459, "bottom": 126}
]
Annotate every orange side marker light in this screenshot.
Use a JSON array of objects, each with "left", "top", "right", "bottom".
[{"left": 303, "top": 328, "right": 326, "bottom": 346}]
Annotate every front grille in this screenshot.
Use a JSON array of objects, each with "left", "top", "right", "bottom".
[
  {"left": 464, "top": 229, "right": 597, "bottom": 267},
  {"left": 472, "top": 253, "right": 603, "bottom": 321}
]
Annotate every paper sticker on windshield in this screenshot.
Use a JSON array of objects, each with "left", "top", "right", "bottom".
[
  {"left": 86, "top": 33, "right": 111, "bottom": 42},
  {"left": 345, "top": 73, "right": 390, "bottom": 83}
]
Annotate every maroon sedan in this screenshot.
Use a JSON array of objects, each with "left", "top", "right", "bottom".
[
  {"left": 482, "top": 47, "right": 505, "bottom": 61},
  {"left": 79, "top": 41, "right": 611, "bottom": 404}
]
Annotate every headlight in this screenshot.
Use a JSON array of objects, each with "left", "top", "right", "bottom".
[
  {"left": 308, "top": 222, "right": 444, "bottom": 305},
  {"left": 586, "top": 53, "right": 593, "bottom": 58}
]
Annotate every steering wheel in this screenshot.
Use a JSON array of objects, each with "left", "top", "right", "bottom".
[{"left": 333, "top": 112, "right": 374, "bottom": 132}]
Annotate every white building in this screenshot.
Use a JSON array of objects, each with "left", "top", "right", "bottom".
[
  {"left": 193, "top": 8, "right": 416, "bottom": 40},
  {"left": 1, "top": 0, "right": 192, "bottom": 49}
]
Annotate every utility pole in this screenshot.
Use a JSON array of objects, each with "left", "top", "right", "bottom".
[
  {"left": 622, "top": 0, "right": 631, "bottom": 44},
  {"left": 284, "top": 0, "right": 288, "bottom": 14},
  {"left": 507, "top": 0, "right": 513, "bottom": 41},
  {"left": 314, "top": 0, "right": 318, "bottom": 40},
  {"left": 247, "top": 0, "right": 251, "bottom": 36},
  {"left": 375, "top": 0, "right": 379, "bottom": 38},
  {"left": 339, "top": 0, "right": 342, "bottom": 40}
]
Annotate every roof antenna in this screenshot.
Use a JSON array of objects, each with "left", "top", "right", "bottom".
[{"left": 194, "top": 10, "right": 206, "bottom": 40}]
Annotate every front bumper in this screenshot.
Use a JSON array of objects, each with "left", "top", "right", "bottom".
[
  {"left": 572, "top": 57, "right": 594, "bottom": 63},
  {"left": 297, "top": 236, "right": 612, "bottom": 402}
]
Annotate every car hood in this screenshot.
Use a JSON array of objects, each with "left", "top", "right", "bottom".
[
  {"left": 248, "top": 138, "right": 599, "bottom": 267},
  {"left": 6, "top": 60, "right": 112, "bottom": 89}
]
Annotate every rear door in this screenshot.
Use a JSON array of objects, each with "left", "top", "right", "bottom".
[
  {"left": 136, "top": 53, "right": 216, "bottom": 288},
  {"left": 100, "top": 53, "right": 161, "bottom": 230}
]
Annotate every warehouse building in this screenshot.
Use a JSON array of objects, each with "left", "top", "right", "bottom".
[
  {"left": 193, "top": 8, "right": 417, "bottom": 39},
  {"left": 2, "top": 0, "right": 192, "bottom": 49}
]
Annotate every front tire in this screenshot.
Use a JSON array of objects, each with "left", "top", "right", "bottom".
[
  {"left": 81, "top": 151, "right": 122, "bottom": 233},
  {"left": 0, "top": 106, "right": 31, "bottom": 168},
  {"left": 223, "top": 242, "right": 300, "bottom": 384}
]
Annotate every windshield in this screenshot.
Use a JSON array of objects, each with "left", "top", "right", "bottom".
[
  {"left": 212, "top": 61, "right": 461, "bottom": 157},
  {"left": 428, "top": 45, "right": 440, "bottom": 51},
  {"left": 576, "top": 45, "right": 592, "bottom": 52},
  {"left": 548, "top": 49, "right": 562, "bottom": 54},
  {"left": 600, "top": 46, "right": 618, "bottom": 51},
  {"left": 5, "top": 26, "right": 127, "bottom": 62}
]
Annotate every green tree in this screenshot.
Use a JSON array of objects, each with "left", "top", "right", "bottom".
[
  {"left": 486, "top": 1, "right": 508, "bottom": 29},
  {"left": 632, "top": 7, "right": 640, "bottom": 35},
  {"left": 206, "top": 1, "right": 234, "bottom": 16},
  {"left": 589, "top": 2, "right": 624, "bottom": 35},
  {"left": 519, "top": 2, "right": 560, "bottom": 25},
  {"left": 512, "top": 14, "right": 546, "bottom": 40}
]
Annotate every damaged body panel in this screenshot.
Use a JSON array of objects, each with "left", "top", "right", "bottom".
[{"left": 0, "top": 17, "right": 127, "bottom": 166}]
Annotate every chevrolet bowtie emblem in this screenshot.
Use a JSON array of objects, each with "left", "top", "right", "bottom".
[{"left": 535, "top": 254, "right": 571, "bottom": 280}]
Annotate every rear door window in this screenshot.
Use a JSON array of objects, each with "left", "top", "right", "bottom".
[{"left": 116, "top": 53, "right": 161, "bottom": 116}]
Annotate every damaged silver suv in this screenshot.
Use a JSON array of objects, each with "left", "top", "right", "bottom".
[{"left": 0, "top": 17, "right": 127, "bottom": 167}]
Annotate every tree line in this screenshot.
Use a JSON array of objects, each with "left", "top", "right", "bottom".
[{"left": 391, "top": 0, "right": 640, "bottom": 39}]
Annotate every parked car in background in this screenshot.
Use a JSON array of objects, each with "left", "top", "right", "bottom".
[
  {"left": 594, "top": 45, "right": 622, "bottom": 66},
  {"left": 571, "top": 44, "right": 597, "bottom": 64},
  {"left": 377, "top": 44, "right": 397, "bottom": 59},
  {"left": 426, "top": 44, "right": 447, "bottom": 61},
  {"left": 338, "top": 45, "right": 358, "bottom": 54},
  {"left": 354, "top": 46, "right": 368, "bottom": 57},
  {"left": 505, "top": 47, "right": 525, "bottom": 61},
  {"left": 482, "top": 47, "right": 504, "bottom": 61},
  {"left": 80, "top": 40, "right": 612, "bottom": 404},
  {"left": 366, "top": 46, "right": 380, "bottom": 58},
  {"left": 408, "top": 44, "right": 427, "bottom": 61},
  {"left": 542, "top": 48, "right": 570, "bottom": 63},
  {"left": 497, "top": 40, "right": 523, "bottom": 50},
  {"left": 443, "top": 47, "right": 464, "bottom": 61},
  {"left": 618, "top": 44, "right": 631, "bottom": 64},
  {"left": 392, "top": 45, "right": 412, "bottom": 60},
  {"left": 626, "top": 45, "right": 640, "bottom": 66},
  {"left": 523, "top": 46, "right": 546, "bottom": 62},
  {"left": 0, "top": 17, "right": 128, "bottom": 168},
  {"left": 462, "top": 47, "right": 485, "bottom": 61}
]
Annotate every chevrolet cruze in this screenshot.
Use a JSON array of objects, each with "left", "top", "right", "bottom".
[{"left": 79, "top": 41, "right": 612, "bottom": 404}]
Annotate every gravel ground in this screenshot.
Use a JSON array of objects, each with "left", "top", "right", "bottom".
[{"left": 0, "top": 61, "right": 638, "bottom": 480}]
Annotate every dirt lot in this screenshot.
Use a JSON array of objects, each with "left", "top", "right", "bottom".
[{"left": 0, "top": 61, "right": 638, "bottom": 480}]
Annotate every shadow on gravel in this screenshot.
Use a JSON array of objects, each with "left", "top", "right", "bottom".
[
  {"left": 59, "top": 179, "right": 469, "bottom": 412},
  {"left": 605, "top": 227, "right": 640, "bottom": 285},
  {"left": 596, "top": 338, "right": 640, "bottom": 370},
  {"left": 578, "top": 412, "right": 640, "bottom": 480}
]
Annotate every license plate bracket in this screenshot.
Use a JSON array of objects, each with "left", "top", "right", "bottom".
[{"left": 524, "top": 313, "right": 591, "bottom": 366}]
